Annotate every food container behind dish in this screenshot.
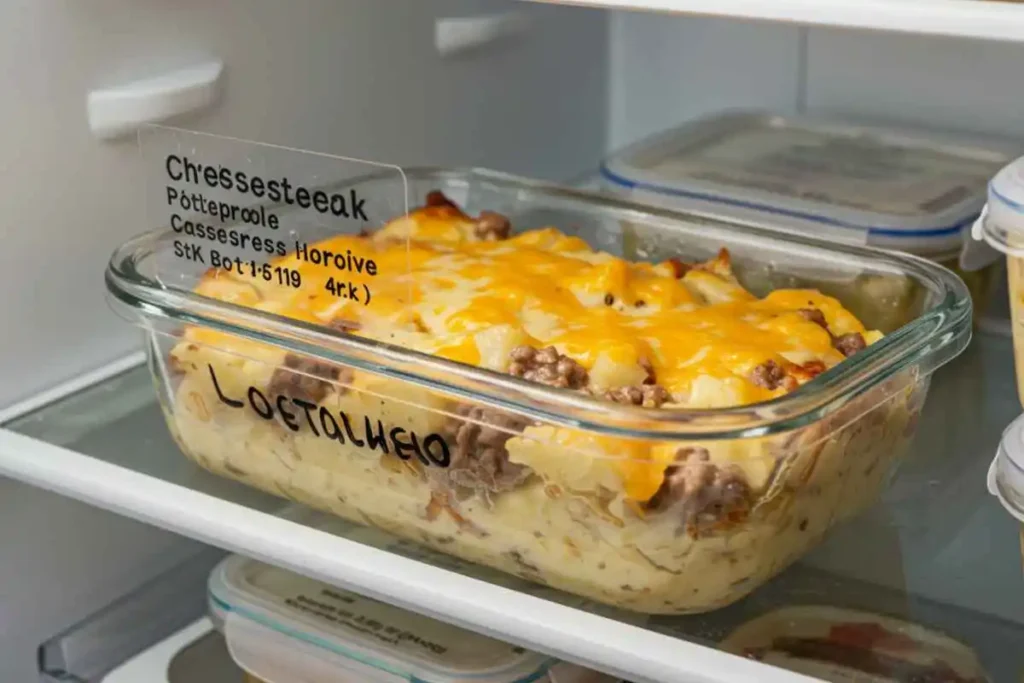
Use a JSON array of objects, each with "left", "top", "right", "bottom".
[
  {"left": 107, "top": 168, "right": 972, "bottom": 614},
  {"left": 971, "top": 155, "right": 1024, "bottom": 408},
  {"left": 987, "top": 413, "right": 1024, "bottom": 572},
  {"left": 601, "top": 111, "right": 1014, "bottom": 326},
  {"left": 721, "top": 606, "right": 992, "bottom": 683},
  {"left": 208, "top": 554, "right": 603, "bottom": 683}
]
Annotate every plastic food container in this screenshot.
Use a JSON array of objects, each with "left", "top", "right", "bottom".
[
  {"left": 987, "top": 412, "right": 1024, "bottom": 572},
  {"left": 208, "top": 553, "right": 606, "bottom": 683},
  {"left": 601, "top": 111, "right": 1013, "bottom": 327},
  {"left": 107, "top": 167, "right": 972, "bottom": 614},
  {"left": 971, "top": 155, "right": 1024, "bottom": 407},
  {"left": 720, "top": 606, "right": 991, "bottom": 683}
]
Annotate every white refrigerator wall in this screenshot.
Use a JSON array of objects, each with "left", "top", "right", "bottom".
[
  {"left": 609, "top": 13, "right": 1024, "bottom": 148},
  {"left": 0, "top": 1, "right": 607, "bottom": 681},
  {"left": 609, "top": 13, "right": 802, "bottom": 148},
  {"left": 804, "top": 27, "right": 1024, "bottom": 136}
]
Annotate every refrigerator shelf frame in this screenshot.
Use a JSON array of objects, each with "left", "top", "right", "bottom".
[{"left": 527, "top": 0, "right": 1024, "bottom": 42}]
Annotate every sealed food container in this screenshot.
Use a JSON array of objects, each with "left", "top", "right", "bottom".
[
  {"left": 971, "top": 155, "right": 1024, "bottom": 407},
  {"left": 720, "top": 606, "right": 991, "bottom": 683},
  {"left": 208, "top": 553, "right": 595, "bottom": 682},
  {"left": 987, "top": 412, "right": 1024, "bottom": 571},
  {"left": 601, "top": 111, "right": 1013, "bottom": 327},
  {"left": 107, "top": 162, "right": 972, "bottom": 614}
]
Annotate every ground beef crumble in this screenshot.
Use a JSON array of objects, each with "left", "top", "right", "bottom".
[
  {"left": 474, "top": 210, "right": 512, "bottom": 240},
  {"left": 798, "top": 308, "right": 828, "bottom": 328},
  {"left": 425, "top": 190, "right": 460, "bottom": 209},
  {"left": 437, "top": 404, "right": 533, "bottom": 500},
  {"left": 645, "top": 447, "right": 752, "bottom": 532},
  {"left": 833, "top": 332, "right": 867, "bottom": 357},
  {"left": 665, "top": 257, "right": 693, "bottom": 278},
  {"left": 429, "top": 344, "right": 593, "bottom": 502},
  {"left": 266, "top": 354, "right": 352, "bottom": 404},
  {"left": 603, "top": 384, "right": 671, "bottom": 408},
  {"left": 508, "top": 345, "right": 589, "bottom": 389},
  {"left": 797, "top": 307, "right": 868, "bottom": 359},
  {"left": 423, "top": 190, "right": 511, "bottom": 240},
  {"left": 794, "top": 359, "right": 827, "bottom": 381},
  {"left": 749, "top": 359, "right": 793, "bottom": 391}
]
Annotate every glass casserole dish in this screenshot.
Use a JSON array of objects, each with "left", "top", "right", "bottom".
[{"left": 106, "top": 168, "right": 971, "bottom": 614}]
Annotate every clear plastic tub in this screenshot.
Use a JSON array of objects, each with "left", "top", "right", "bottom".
[
  {"left": 208, "top": 554, "right": 603, "bottom": 683},
  {"left": 971, "top": 155, "right": 1024, "bottom": 407},
  {"left": 601, "top": 111, "right": 1014, "bottom": 325},
  {"left": 987, "top": 413, "right": 1024, "bottom": 574},
  {"left": 107, "top": 168, "right": 972, "bottom": 614}
]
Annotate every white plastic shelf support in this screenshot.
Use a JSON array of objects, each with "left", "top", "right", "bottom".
[
  {"left": 523, "top": 0, "right": 1024, "bottom": 43},
  {"left": 87, "top": 61, "right": 224, "bottom": 141}
]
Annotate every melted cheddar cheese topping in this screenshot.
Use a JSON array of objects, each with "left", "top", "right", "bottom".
[
  {"left": 192, "top": 201, "right": 880, "bottom": 404},
  {"left": 182, "top": 199, "right": 882, "bottom": 501}
]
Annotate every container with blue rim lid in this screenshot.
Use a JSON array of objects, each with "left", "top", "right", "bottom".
[
  {"left": 971, "top": 154, "right": 1024, "bottom": 407},
  {"left": 987, "top": 412, "right": 1024, "bottom": 572},
  {"left": 971, "top": 153, "right": 1024, "bottom": 256},
  {"left": 601, "top": 111, "right": 1018, "bottom": 323},
  {"left": 207, "top": 554, "right": 613, "bottom": 683}
]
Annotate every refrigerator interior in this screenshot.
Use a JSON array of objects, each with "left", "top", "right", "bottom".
[{"left": 3, "top": 1, "right": 1024, "bottom": 681}]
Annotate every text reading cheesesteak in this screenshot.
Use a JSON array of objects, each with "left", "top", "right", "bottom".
[{"left": 163, "top": 154, "right": 379, "bottom": 304}]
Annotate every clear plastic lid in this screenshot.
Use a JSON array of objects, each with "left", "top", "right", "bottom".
[
  {"left": 602, "top": 111, "right": 1014, "bottom": 255},
  {"left": 971, "top": 155, "right": 1024, "bottom": 259},
  {"left": 207, "top": 555, "right": 554, "bottom": 683},
  {"left": 721, "top": 605, "right": 991, "bottom": 683},
  {"left": 987, "top": 412, "right": 1024, "bottom": 525}
]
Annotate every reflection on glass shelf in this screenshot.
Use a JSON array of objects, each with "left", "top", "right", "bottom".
[
  {"left": 8, "top": 365, "right": 282, "bottom": 514},
  {"left": 7, "top": 332, "right": 1024, "bottom": 683}
]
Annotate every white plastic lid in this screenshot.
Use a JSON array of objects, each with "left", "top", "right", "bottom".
[
  {"left": 207, "top": 555, "right": 554, "bottom": 683},
  {"left": 603, "top": 111, "right": 1013, "bottom": 256},
  {"left": 987, "top": 412, "right": 1024, "bottom": 525},
  {"left": 972, "top": 155, "right": 1024, "bottom": 259}
]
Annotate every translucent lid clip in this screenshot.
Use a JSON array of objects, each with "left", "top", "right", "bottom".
[
  {"left": 970, "top": 154, "right": 1024, "bottom": 261},
  {"left": 988, "top": 413, "right": 1024, "bottom": 524},
  {"left": 961, "top": 205, "right": 1002, "bottom": 272}
]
